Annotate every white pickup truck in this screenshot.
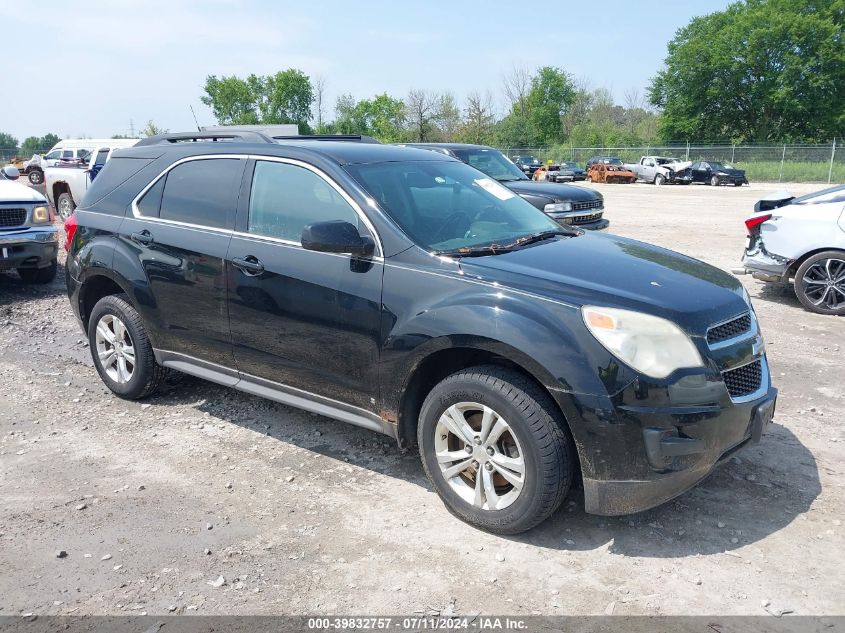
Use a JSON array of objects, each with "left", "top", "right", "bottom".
[
  {"left": 45, "top": 139, "right": 138, "bottom": 220},
  {"left": 624, "top": 156, "right": 693, "bottom": 185}
]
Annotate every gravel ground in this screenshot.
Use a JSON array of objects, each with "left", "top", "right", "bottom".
[{"left": 0, "top": 181, "right": 842, "bottom": 617}]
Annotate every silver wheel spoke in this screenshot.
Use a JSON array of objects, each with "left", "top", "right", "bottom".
[
  {"left": 490, "top": 452, "right": 525, "bottom": 476},
  {"left": 812, "top": 286, "right": 831, "bottom": 306},
  {"left": 436, "top": 450, "right": 471, "bottom": 465},
  {"left": 482, "top": 468, "right": 499, "bottom": 510},
  {"left": 490, "top": 457, "right": 525, "bottom": 489},
  {"left": 484, "top": 418, "right": 509, "bottom": 447},
  {"left": 99, "top": 349, "right": 116, "bottom": 367},
  {"left": 440, "top": 405, "right": 475, "bottom": 444},
  {"left": 96, "top": 321, "right": 115, "bottom": 343},
  {"left": 473, "top": 469, "right": 484, "bottom": 507},
  {"left": 802, "top": 276, "right": 826, "bottom": 286},
  {"left": 479, "top": 406, "right": 496, "bottom": 443},
  {"left": 441, "top": 458, "right": 474, "bottom": 480},
  {"left": 122, "top": 345, "right": 135, "bottom": 364}
]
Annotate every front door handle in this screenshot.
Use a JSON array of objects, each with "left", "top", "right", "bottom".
[
  {"left": 232, "top": 255, "right": 265, "bottom": 276},
  {"left": 130, "top": 230, "right": 153, "bottom": 245}
]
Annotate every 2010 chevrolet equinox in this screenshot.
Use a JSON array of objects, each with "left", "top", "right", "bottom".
[{"left": 65, "top": 132, "right": 777, "bottom": 534}]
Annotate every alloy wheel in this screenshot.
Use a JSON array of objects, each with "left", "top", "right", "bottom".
[
  {"left": 434, "top": 402, "right": 525, "bottom": 511},
  {"left": 58, "top": 197, "right": 74, "bottom": 220},
  {"left": 801, "top": 258, "right": 845, "bottom": 310},
  {"left": 95, "top": 314, "right": 136, "bottom": 384}
]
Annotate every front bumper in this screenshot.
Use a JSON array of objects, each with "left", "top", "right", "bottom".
[
  {"left": 582, "top": 387, "right": 777, "bottom": 514},
  {"left": 717, "top": 175, "right": 748, "bottom": 185},
  {"left": 0, "top": 226, "right": 59, "bottom": 270}
]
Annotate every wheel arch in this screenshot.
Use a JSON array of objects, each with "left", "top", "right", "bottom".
[
  {"left": 77, "top": 271, "right": 133, "bottom": 333},
  {"left": 395, "top": 339, "right": 579, "bottom": 460},
  {"left": 784, "top": 246, "right": 845, "bottom": 281}
]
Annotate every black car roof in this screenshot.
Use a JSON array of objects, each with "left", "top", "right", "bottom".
[
  {"left": 115, "top": 139, "right": 457, "bottom": 166},
  {"left": 401, "top": 142, "right": 499, "bottom": 152}
]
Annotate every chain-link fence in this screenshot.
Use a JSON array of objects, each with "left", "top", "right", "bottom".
[
  {"left": 0, "top": 146, "right": 53, "bottom": 163},
  {"left": 500, "top": 141, "right": 844, "bottom": 183}
]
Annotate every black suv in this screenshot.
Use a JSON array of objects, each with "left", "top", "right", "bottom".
[
  {"left": 66, "top": 132, "right": 777, "bottom": 534},
  {"left": 402, "top": 144, "right": 608, "bottom": 231}
]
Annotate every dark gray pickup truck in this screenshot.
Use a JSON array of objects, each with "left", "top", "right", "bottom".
[{"left": 0, "top": 166, "right": 59, "bottom": 283}]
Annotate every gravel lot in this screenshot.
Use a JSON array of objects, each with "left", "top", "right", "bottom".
[{"left": 1, "top": 181, "right": 842, "bottom": 617}]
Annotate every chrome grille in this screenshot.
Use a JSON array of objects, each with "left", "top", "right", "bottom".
[
  {"left": 722, "top": 360, "right": 762, "bottom": 398},
  {"left": 572, "top": 200, "right": 602, "bottom": 212},
  {"left": 570, "top": 212, "right": 603, "bottom": 225},
  {"left": 0, "top": 208, "right": 26, "bottom": 227},
  {"left": 707, "top": 313, "right": 751, "bottom": 345}
]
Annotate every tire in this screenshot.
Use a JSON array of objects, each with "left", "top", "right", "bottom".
[
  {"left": 87, "top": 294, "right": 168, "bottom": 399},
  {"left": 710, "top": 175, "right": 719, "bottom": 186},
  {"left": 28, "top": 169, "right": 44, "bottom": 185},
  {"left": 585, "top": 176, "right": 592, "bottom": 183},
  {"left": 793, "top": 251, "right": 845, "bottom": 316},
  {"left": 17, "top": 259, "right": 57, "bottom": 284},
  {"left": 417, "top": 365, "right": 574, "bottom": 534},
  {"left": 57, "top": 192, "right": 75, "bottom": 221},
  {"left": 654, "top": 173, "right": 666, "bottom": 186},
  {"left": 734, "top": 181, "right": 742, "bottom": 187}
]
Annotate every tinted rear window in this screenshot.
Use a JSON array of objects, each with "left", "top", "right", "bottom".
[
  {"left": 80, "top": 157, "right": 155, "bottom": 210},
  {"left": 158, "top": 159, "right": 243, "bottom": 229}
]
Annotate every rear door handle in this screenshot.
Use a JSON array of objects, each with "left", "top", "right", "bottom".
[
  {"left": 130, "top": 230, "right": 153, "bottom": 245},
  {"left": 232, "top": 255, "right": 265, "bottom": 276}
]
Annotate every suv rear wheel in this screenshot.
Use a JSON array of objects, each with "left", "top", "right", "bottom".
[
  {"left": 418, "top": 365, "right": 573, "bottom": 534},
  {"left": 88, "top": 294, "right": 167, "bottom": 399}
]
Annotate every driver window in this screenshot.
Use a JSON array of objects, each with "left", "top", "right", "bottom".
[{"left": 248, "top": 161, "right": 359, "bottom": 243}]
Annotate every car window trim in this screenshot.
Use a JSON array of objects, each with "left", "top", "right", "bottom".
[{"left": 131, "top": 153, "right": 383, "bottom": 258}]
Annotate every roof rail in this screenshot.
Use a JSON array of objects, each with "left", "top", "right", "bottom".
[
  {"left": 273, "top": 134, "right": 381, "bottom": 144},
  {"left": 134, "top": 131, "right": 275, "bottom": 147}
]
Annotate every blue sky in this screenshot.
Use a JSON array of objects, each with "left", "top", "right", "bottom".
[{"left": 1, "top": 0, "right": 733, "bottom": 141}]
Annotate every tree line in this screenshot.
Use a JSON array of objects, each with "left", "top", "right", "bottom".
[{"left": 198, "top": 0, "right": 842, "bottom": 146}]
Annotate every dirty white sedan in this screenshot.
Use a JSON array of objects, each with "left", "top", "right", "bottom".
[{"left": 741, "top": 184, "right": 845, "bottom": 315}]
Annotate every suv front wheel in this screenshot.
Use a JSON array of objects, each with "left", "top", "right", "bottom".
[
  {"left": 418, "top": 366, "right": 574, "bottom": 534},
  {"left": 88, "top": 294, "right": 167, "bottom": 399}
]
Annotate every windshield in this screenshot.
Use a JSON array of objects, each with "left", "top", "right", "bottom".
[
  {"left": 710, "top": 162, "right": 734, "bottom": 170},
  {"left": 452, "top": 148, "right": 527, "bottom": 181},
  {"left": 600, "top": 157, "right": 623, "bottom": 166},
  {"left": 792, "top": 183, "right": 845, "bottom": 205},
  {"left": 561, "top": 162, "right": 579, "bottom": 169},
  {"left": 345, "top": 160, "right": 564, "bottom": 254},
  {"left": 656, "top": 157, "right": 680, "bottom": 165}
]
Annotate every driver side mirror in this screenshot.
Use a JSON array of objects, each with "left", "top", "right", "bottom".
[
  {"left": 2, "top": 165, "right": 20, "bottom": 180},
  {"left": 301, "top": 220, "right": 374, "bottom": 258}
]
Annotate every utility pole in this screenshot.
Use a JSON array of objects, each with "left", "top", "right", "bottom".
[
  {"left": 829, "top": 138, "right": 837, "bottom": 185},
  {"left": 129, "top": 119, "right": 136, "bottom": 138}
]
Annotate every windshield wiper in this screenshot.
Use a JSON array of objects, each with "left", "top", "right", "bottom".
[
  {"left": 505, "top": 229, "right": 570, "bottom": 248},
  {"left": 497, "top": 177, "right": 524, "bottom": 182},
  {"left": 436, "top": 243, "right": 515, "bottom": 257}
]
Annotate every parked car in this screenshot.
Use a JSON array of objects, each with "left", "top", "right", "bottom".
[
  {"left": 624, "top": 156, "right": 693, "bottom": 185},
  {"left": 511, "top": 155, "right": 542, "bottom": 177},
  {"left": 402, "top": 144, "right": 608, "bottom": 231},
  {"left": 741, "top": 184, "right": 845, "bottom": 315},
  {"left": 45, "top": 140, "right": 138, "bottom": 220},
  {"left": 0, "top": 165, "right": 59, "bottom": 283},
  {"left": 690, "top": 161, "right": 748, "bottom": 186},
  {"left": 587, "top": 161, "right": 637, "bottom": 184},
  {"left": 66, "top": 132, "right": 776, "bottom": 533},
  {"left": 6, "top": 154, "right": 48, "bottom": 185},
  {"left": 585, "top": 156, "right": 624, "bottom": 170},
  {"left": 533, "top": 162, "right": 587, "bottom": 183}
]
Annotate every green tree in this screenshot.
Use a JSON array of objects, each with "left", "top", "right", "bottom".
[
  {"left": 201, "top": 74, "right": 260, "bottom": 125},
  {"left": 458, "top": 91, "right": 496, "bottom": 144},
  {"left": 525, "top": 66, "right": 575, "bottom": 144},
  {"left": 334, "top": 93, "right": 406, "bottom": 141},
  {"left": 649, "top": 0, "right": 845, "bottom": 142},
  {"left": 202, "top": 70, "right": 314, "bottom": 132},
  {"left": 19, "top": 136, "right": 43, "bottom": 156},
  {"left": 0, "top": 132, "right": 19, "bottom": 151},
  {"left": 140, "top": 120, "right": 168, "bottom": 137}
]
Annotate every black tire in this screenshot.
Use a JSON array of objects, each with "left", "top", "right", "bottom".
[
  {"left": 418, "top": 365, "right": 574, "bottom": 534},
  {"left": 654, "top": 173, "right": 665, "bottom": 186},
  {"left": 734, "top": 181, "right": 742, "bottom": 187},
  {"left": 710, "top": 175, "right": 719, "bottom": 186},
  {"left": 87, "top": 294, "right": 168, "bottom": 399},
  {"left": 28, "top": 169, "right": 44, "bottom": 185},
  {"left": 793, "top": 251, "right": 845, "bottom": 316},
  {"left": 17, "top": 259, "right": 57, "bottom": 284},
  {"left": 57, "top": 192, "right": 76, "bottom": 221}
]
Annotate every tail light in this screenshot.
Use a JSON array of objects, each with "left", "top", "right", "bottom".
[
  {"left": 64, "top": 212, "right": 78, "bottom": 251},
  {"left": 744, "top": 213, "right": 771, "bottom": 233}
]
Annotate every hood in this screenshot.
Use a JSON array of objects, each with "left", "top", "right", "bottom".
[
  {"left": 504, "top": 180, "right": 600, "bottom": 202},
  {"left": 0, "top": 180, "right": 47, "bottom": 203},
  {"left": 458, "top": 232, "right": 746, "bottom": 334},
  {"left": 662, "top": 160, "right": 691, "bottom": 172}
]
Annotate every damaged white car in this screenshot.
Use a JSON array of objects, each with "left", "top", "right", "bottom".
[{"left": 741, "top": 185, "right": 845, "bottom": 315}]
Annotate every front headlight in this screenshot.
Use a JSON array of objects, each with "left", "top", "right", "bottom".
[
  {"left": 582, "top": 306, "right": 703, "bottom": 379},
  {"left": 544, "top": 202, "right": 572, "bottom": 213},
  {"left": 32, "top": 205, "right": 50, "bottom": 224}
]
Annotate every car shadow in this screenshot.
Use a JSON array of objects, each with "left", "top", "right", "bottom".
[
  {"left": 0, "top": 260, "right": 68, "bottom": 306},
  {"left": 752, "top": 280, "right": 806, "bottom": 311},
  {"left": 150, "top": 375, "right": 819, "bottom": 559}
]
